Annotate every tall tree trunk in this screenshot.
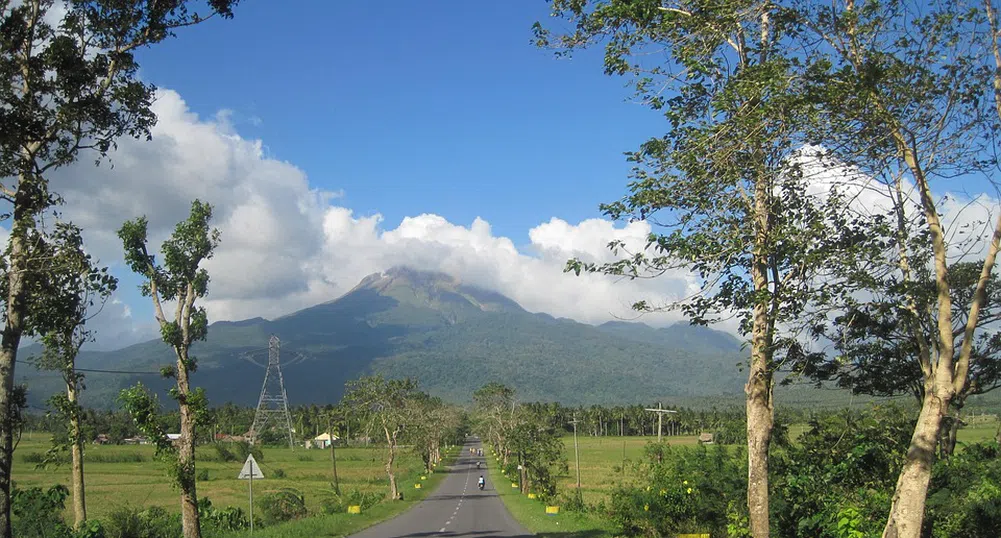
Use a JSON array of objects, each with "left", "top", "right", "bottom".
[
  {"left": 176, "top": 352, "right": 201, "bottom": 538},
  {"left": 68, "top": 381, "right": 86, "bottom": 527},
  {"left": 386, "top": 449, "right": 397, "bottom": 500},
  {"left": 520, "top": 456, "right": 528, "bottom": 494},
  {"left": 746, "top": 162, "right": 775, "bottom": 538},
  {"left": 0, "top": 220, "right": 29, "bottom": 538},
  {"left": 383, "top": 426, "right": 398, "bottom": 500},
  {"left": 883, "top": 390, "right": 948, "bottom": 538}
]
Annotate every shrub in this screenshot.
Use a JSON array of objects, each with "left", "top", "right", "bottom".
[
  {"left": 212, "top": 443, "right": 237, "bottom": 462},
  {"left": 233, "top": 441, "right": 264, "bottom": 463},
  {"left": 75, "top": 520, "right": 107, "bottom": 538},
  {"left": 926, "top": 441, "right": 1001, "bottom": 537},
  {"left": 772, "top": 405, "right": 912, "bottom": 538},
  {"left": 608, "top": 444, "right": 745, "bottom": 537},
  {"left": 272, "top": 468, "right": 286, "bottom": 479},
  {"left": 321, "top": 489, "right": 383, "bottom": 514},
  {"left": 10, "top": 484, "right": 72, "bottom": 538},
  {"left": 105, "top": 505, "right": 182, "bottom": 538},
  {"left": 258, "top": 487, "right": 307, "bottom": 524},
  {"left": 197, "top": 497, "right": 250, "bottom": 532}
]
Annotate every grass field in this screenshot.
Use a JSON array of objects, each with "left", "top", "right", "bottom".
[
  {"left": 556, "top": 417, "right": 1000, "bottom": 505},
  {"left": 11, "top": 432, "right": 435, "bottom": 530},
  {"left": 556, "top": 434, "right": 700, "bottom": 506}
]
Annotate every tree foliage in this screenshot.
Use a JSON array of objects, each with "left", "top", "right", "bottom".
[
  {"left": 342, "top": 375, "right": 421, "bottom": 500},
  {"left": 534, "top": 2, "right": 855, "bottom": 535},
  {"left": 117, "top": 199, "right": 220, "bottom": 538},
  {"left": 0, "top": 2, "right": 240, "bottom": 536}
]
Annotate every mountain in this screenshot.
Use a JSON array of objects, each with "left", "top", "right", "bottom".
[{"left": 15, "top": 266, "right": 749, "bottom": 409}]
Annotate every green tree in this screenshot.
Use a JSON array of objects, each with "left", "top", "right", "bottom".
[
  {"left": 797, "top": 1, "right": 1001, "bottom": 534},
  {"left": 473, "top": 382, "right": 517, "bottom": 465},
  {"left": 117, "top": 199, "right": 221, "bottom": 538},
  {"left": 535, "top": 2, "right": 850, "bottom": 535},
  {"left": 342, "top": 375, "right": 421, "bottom": 500},
  {"left": 802, "top": 261, "right": 1001, "bottom": 458},
  {"left": 0, "top": 2, "right": 239, "bottom": 535},
  {"left": 506, "top": 407, "right": 567, "bottom": 499},
  {"left": 27, "top": 222, "right": 116, "bottom": 528}
]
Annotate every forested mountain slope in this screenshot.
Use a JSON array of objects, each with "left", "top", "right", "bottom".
[{"left": 17, "top": 267, "right": 748, "bottom": 408}]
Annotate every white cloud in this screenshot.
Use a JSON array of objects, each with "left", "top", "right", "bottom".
[
  {"left": 37, "top": 89, "right": 704, "bottom": 349},
  {"left": 11, "top": 91, "right": 999, "bottom": 353}
]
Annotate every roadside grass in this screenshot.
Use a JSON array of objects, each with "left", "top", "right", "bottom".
[
  {"left": 485, "top": 435, "right": 698, "bottom": 538},
  {"left": 557, "top": 434, "right": 698, "bottom": 505},
  {"left": 11, "top": 432, "right": 431, "bottom": 525},
  {"left": 485, "top": 448, "right": 617, "bottom": 538},
  {"left": 214, "top": 447, "right": 459, "bottom": 538}
]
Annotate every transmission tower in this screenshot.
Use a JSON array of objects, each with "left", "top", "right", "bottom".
[{"left": 250, "top": 335, "right": 295, "bottom": 448}]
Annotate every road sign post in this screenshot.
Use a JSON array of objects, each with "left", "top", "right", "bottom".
[{"left": 238, "top": 453, "right": 264, "bottom": 534}]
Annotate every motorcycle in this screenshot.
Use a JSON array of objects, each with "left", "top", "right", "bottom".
[{"left": 478, "top": 481, "right": 485, "bottom": 491}]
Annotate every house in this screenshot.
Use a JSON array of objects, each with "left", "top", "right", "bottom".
[
  {"left": 123, "top": 436, "right": 150, "bottom": 445},
  {"left": 93, "top": 434, "right": 110, "bottom": 445},
  {"left": 309, "top": 432, "right": 339, "bottom": 449},
  {"left": 167, "top": 433, "right": 182, "bottom": 447},
  {"left": 698, "top": 432, "right": 715, "bottom": 445}
]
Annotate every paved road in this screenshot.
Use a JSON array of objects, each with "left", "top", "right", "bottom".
[{"left": 349, "top": 439, "right": 532, "bottom": 538}]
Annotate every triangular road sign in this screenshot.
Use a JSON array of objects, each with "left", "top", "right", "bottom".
[{"left": 238, "top": 454, "right": 264, "bottom": 479}]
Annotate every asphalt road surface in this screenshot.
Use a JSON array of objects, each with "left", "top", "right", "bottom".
[{"left": 348, "top": 439, "right": 532, "bottom": 538}]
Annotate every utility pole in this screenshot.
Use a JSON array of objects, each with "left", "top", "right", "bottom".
[
  {"left": 570, "top": 412, "right": 582, "bottom": 491},
  {"left": 644, "top": 402, "right": 678, "bottom": 443},
  {"left": 328, "top": 416, "right": 340, "bottom": 495}
]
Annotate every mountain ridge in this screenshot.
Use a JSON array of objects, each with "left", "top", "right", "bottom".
[{"left": 16, "top": 266, "right": 748, "bottom": 408}]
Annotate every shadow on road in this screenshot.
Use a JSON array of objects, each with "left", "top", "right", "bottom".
[{"left": 391, "top": 532, "right": 607, "bottom": 538}]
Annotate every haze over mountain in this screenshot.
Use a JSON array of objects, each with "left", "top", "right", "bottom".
[{"left": 17, "top": 267, "right": 748, "bottom": 409}]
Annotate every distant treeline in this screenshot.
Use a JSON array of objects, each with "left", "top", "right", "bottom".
[{"left": 19, "top": 400, "right": 828, "bottom": 446}]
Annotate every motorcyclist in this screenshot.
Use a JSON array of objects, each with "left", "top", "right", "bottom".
[{"left": 478, "top": 475, "right": 485, "bottom": 489}]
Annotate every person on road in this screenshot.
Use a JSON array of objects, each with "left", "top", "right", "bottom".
[{"left": 478, "top": 475, "right": 485, "bottom": 490}]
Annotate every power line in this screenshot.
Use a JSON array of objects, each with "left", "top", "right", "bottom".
[{"left": 76, "top": 367, "right": 161, "bottom": 375}]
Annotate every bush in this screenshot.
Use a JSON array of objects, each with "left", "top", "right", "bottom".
[
  {"left": 258, "top": 488, "right": 307, "bottom": 524},
  {"left": 272, "top": 468, "right": 286, "bottom": 479},
  {"left": 233, "top": 441, "right": 264, "bottom": 463},
  {"left": 10, "top": 483, "right": 72, "bottom": 538},
  {"left": 105, "top": 505, "right": 182, "bottom": 538},
  {"left": 558, "top": 489, "right": 587, "bottom": 513},
  {"left": 197, "top": 497, "right": 250, "bottom": 532},
  {"left": 196, "top": 468, "right": 210, "bottom": 481},
  {"left": 927, "top": 441, "right": 1001, "bottom": 537},
  {"left": 608, "top": 444, "right": 745, "bottom": 537},
  {"left": 212, "top": 443, "right": 237, "bottom": 462},
  {"left": 321, "top": 489, "right": 383, "bottom": 514},
  {"left": 75, "top": 520, "right": 107, "bottom": 538},
  {"left": 772, "top": 405, "right": 912, "bottom": 538}
]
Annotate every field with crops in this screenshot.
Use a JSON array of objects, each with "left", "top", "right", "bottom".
[{"left": 11, "top": 432, "right": 426, "bottom": 522}]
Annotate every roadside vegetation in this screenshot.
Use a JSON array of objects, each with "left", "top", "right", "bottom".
[{"left": 5, "top": 1, "right": 1001, "bottom": 537}]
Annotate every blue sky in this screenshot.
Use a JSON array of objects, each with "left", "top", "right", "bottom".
[{"left": 133, "top": 1, "right": 664, "bottom": 245}]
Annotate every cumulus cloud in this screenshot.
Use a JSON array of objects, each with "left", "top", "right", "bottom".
[
  {"left": 38, "top": 89, "right": 704, "bottom": 349},
  {"left": 14, "top": 91, "right": 1000, "bottom": 352}
]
